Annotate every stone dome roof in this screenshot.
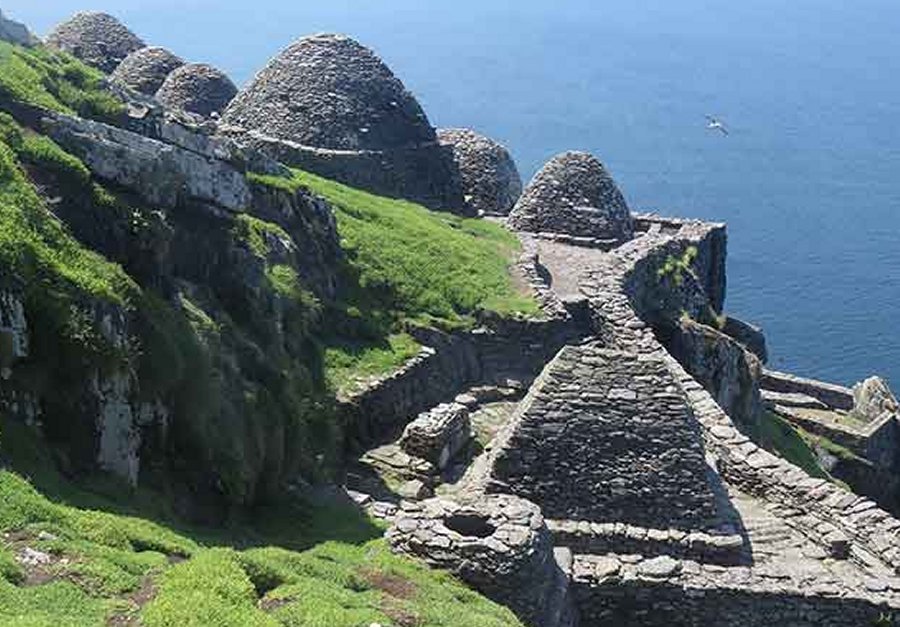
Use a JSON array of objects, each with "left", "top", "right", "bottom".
[
  {"left": 508, "top": 151, "right": 633, "bottom": 242},
  {"left": 222, "top": 33, "right": 435, "bottom": 151},
  {"left": 46, "top": 12, "right": 144, "bottom": 73},
  {"left": 437, "top": 128, "right": 522, "bottom": 215},
  {"left": 110, "top": 46, "right": 184, "bottom": 96},
  {"left": 155, "top": 63, "right": 237, "bottom": 118}
]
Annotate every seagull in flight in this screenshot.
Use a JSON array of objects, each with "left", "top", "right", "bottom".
[{"left": 705, "top": 115, "right": 729, "bottom": 136}]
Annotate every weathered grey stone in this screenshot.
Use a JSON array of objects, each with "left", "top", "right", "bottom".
[
  {"left": 508, "top": 151, "right": 633, "bottom": 242},
  {"left": 0, "top": 9, "right": 38, "bottom": 47},
  {"left": 437, "top": 128, "right": 522, "bottom": 215},
  {"left": 667, "top": 317, "right": 762, "bottom": 429},
  {"left": 42, "top": 112, "right": 251, "bottom": 212},
  {"left": 16, "top": 547, "right": 52, "bottom": 567},
  {"left": 156, "top": 63, "right": 237, "bottom": 118},
  {"left": 853, "top": 376, "right": 899, "bottom": 422},
  {"left": 110, "top": 46, "right": 184, "bottom": 95},
  {"left": 721, "top": 315, "right": 768, "bottom": 363},
  {"left": 221, "top": 34, "right": 466, "bottom": 212},
  {"left": 223, "top": 33, "right": 434, "bottom": 151},
  {"left": 46, "top": 12, "right": 144, "bottom": 73},
  {"left": 486, "top": 343, "right": 722, "bottom": 530},
  {"left": 637, "top": 555, "right": 682, "bottom": 578},
  {"left": 400, "top": 402, "right": 472, "bottom": 470},
  {"left": 761, "top": 369, "right": 855, "bottom": 411},
  {"left": 388, "top": 495, "right": 576, "bottom": 627}
]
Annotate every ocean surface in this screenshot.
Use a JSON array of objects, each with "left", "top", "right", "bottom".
[{"left": 11, "top": 0, "right": 900, "bottom": 387}]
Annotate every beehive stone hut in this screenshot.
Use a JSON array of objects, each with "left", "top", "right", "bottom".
[
  {"left": 221, "top": 33, "right": 466, "bottom": 213},
  {"left": 46, "top": 12, "right": 144, "bottom": 73},
  {"left": 508, "top": 151, "right": 634, "bottom": 243},
  {"left": 437, "top": 128, "right": 522, "bottom": 215},
  {"left": 155, "top": 63, "right": 237, "bottom": 118},
  {"left": 110, "top": 46, "right": 184, "bottom": 96}
]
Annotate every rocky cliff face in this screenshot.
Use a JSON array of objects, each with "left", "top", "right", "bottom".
[{"left": 0, "top": 42, "right": 344, "bottom": 516}]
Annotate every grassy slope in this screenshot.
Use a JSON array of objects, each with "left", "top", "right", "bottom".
[
  {"left": 249, "top": 170, "right": 540, "bottom": 392},
  {"left": 0, "top": 417, "right": 523, "bottom": 627},
  {"left": 0, "top": 41, "right": 123, "bottom": 122},
  {"left": 757, "top": 411, "right": 855, "bottom": 491}
]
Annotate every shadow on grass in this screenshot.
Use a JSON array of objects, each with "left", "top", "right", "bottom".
[{"left": 0, "top": 414, "right": 383, "bottom": 555}]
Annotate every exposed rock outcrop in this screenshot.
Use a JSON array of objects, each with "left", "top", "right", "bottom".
[
  {"left": 853, "top": 376, "right": 899, "bottom": 422},
  {"left": 667, "top": 317, "right": 763, "bottom": 429},
  {"left": 110, "top": 46, "right": 185, "bottom": 95},
  {"left": 155, "top": 63, "right": 237, "bottom": 118},
  {"left": 0, "top": 9, "right": 38, "bottom": 47},
  {"left": 46, "top": 12, "right": 145, "bottom": 73},
  {"left": 221, "top": 33, "right": 466, "bottom": 212},
  {"left": 508, "top": 151, "right": 634, "bottom": 243},
  {"left": 437, "top": 128, "right": 522, "bottom": 215},
  {"left": 42, "top": 111, "right": 252, "bottom": 212}
]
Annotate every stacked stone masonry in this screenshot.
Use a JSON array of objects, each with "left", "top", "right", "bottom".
[
  {"left": 485, "top": 343, "right": 722, "bottom": 530},
  {"left": 387, "top": 205, "right": 900, "bottom": 625}
]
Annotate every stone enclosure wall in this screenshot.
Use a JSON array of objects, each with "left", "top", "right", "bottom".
[{"left": 485, "top": 343, "right": 722, "bottom": 531}]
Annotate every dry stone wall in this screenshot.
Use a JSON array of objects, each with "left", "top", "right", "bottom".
[{"left": 485, "top": 343, "right": 722, "bottom": 530}]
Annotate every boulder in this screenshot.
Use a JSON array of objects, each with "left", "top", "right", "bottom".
[
  {"left": 156, "top": 63, "right": 237, "bottom": 118},
  {"left": 46, "top": 12, "right": 144, "bottom": 73},
  {"left": 437, "top": 128, "right": 522, "bottom": 215},
  {"left": 508, "top": 151, "right": 633, "bottom": 242},
  {"left": 853, "top": 376, "right": 899, "bottom": 421},
  {"left": 0, "top": 9, "right": 38, "bottom": 47},
  {"left": 399, "top": 402, "right": 472, "bottom": 470},
  {"left": 110, "top": 46, "right": 184, "bottom": 95}
]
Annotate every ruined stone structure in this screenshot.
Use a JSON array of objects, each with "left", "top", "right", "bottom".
[
  {"left": 110, "top": 46, "right": 185, "bottom": 96},
  {"left": 377, "top": 156, "right": 900, "bottom": 624},
  {"left": 221, "top": 34, "right": 467, "bottom": 212},
  {"left": 508, "top": 151, "right": 634, "bottom": 244},
  {"left": 46, "top": 12, "right": 145, "bottom": 73},
  {"left": 437, "top": 128, "right": 523, "bottom": 215},
  {"left": 155, "top": 63, "right": 237, "bottom": 118}
]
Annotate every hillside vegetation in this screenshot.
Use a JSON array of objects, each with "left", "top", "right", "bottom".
[
  {"left": 0, "top": 37, "right": 535, "bottom": 625},
  {"left": 0, "top": 416, "right": 523, "bottom": 627},
  {"left": 251, "top": 169, "right": 539, "bottom": 393}
]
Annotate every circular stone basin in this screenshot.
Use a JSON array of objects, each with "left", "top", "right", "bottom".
[{"left": 444, "top": 512, "right": 497, "bottom": 538}]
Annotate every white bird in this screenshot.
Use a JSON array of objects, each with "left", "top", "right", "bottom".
[{"left": 705, "top": 115, "right": 729, "bottom": 136}]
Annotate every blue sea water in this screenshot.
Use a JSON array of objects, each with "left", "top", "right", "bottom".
[{"left": 10, "top": 0, "right": 900, "bottom": 387}]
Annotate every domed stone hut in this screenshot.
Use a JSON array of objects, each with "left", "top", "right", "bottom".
[
  {"left": 110, "top": 46, "right": 184, "bottom": 96},
  {"left": 508, "top": 151, "right": 633, "bottom": 243},
  {"left": 437, "top": 128, "right": 522, "bottom": 216},
  {"left": 46, "top": 12, "right": 144, "bottom": 73},
  {"left": 155, "top": 63, "right": 237, "bottom": 118},
  {"left": 221, "top": 33, "right": 466, "bottom": 213}
]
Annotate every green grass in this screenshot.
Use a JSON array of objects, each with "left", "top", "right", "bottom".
[
  {"left": 233, "top": 214, "right": 293, "bottom": 259},
  {"left": 757, "top": 411, "right": 830, "bottom": 480},
  {"left": 0, "top": 41, "right": 123, "bottom": 122},
  {"left": 0, "top": 416, "right": 523, "bottom": 627},
  {"left": 250, "top": 169, "right": 541, "bottom": 392},
  {"left": 324, "top": 333, "right": 421, "bottom": 394},
  {"left": 252, "top": 169, "right": 539, "bottom": 324}
]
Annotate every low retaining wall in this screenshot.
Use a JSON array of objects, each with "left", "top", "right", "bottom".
[
  {"left": 761, "top": 369, "right": 854, "bottom": 411},
  {"left": 572, "top": 571, "right": 898, "bottom": 627},
  {"left": 339, "top": 315, "right": 586, "bottom": 450}
]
